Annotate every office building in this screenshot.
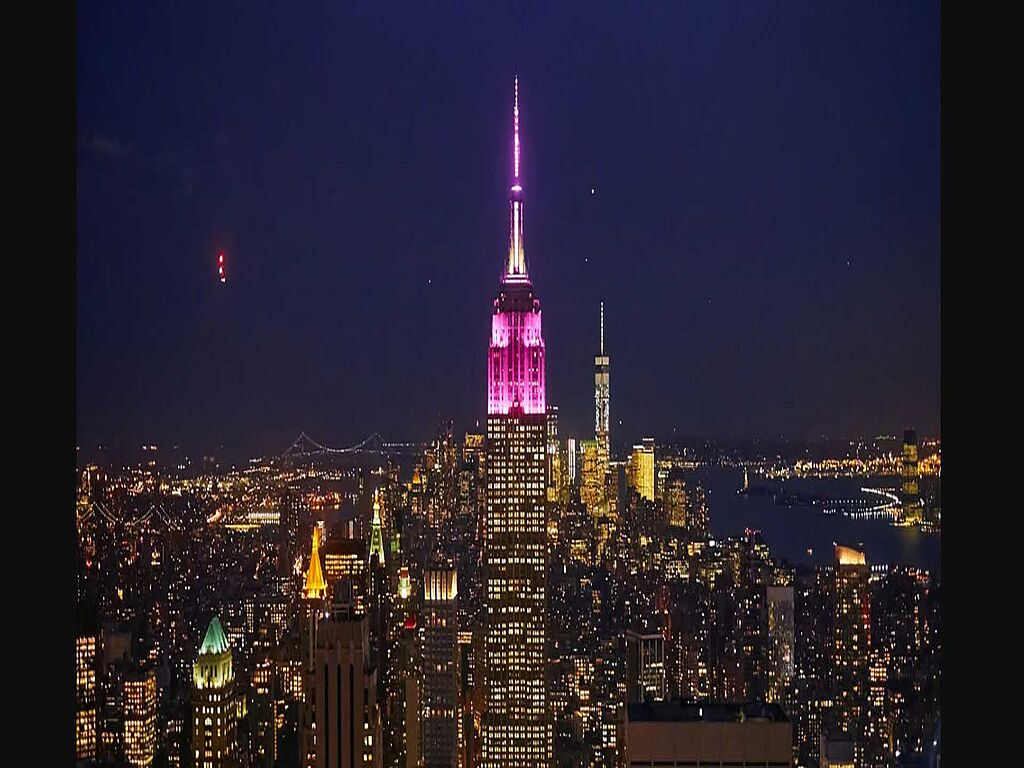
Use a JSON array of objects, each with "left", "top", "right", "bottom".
[
  {"left": 309, "top": 579, "right": 382, "bottom": 768},
  {"left": 76, "top": 632, "right": 99, "bottom": 763},
  {"left": 124, "top": 666, "right": 157, "bottom": 768},
  {"left": 625, "top": 630, "right": 667, "bottom": 703},
  {"left": 191, "top": 616, "right": 239, "bottom": 768},
  {"left": 423, "top": 569, "right": 459, "bottom": 768}
]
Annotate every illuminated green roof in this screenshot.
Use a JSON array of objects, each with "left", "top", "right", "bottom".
[{"left": 199, "top": 616, "right": 230, "bottom": 655}]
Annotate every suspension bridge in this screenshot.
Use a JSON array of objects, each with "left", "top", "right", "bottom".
[{"left": 253, "top": 431, "right": 424, "bottom": 464}]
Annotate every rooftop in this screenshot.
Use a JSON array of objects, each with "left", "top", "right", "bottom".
[
  {"left": 627, "top": 701, "right": 788, "bottom": 724},
  {"left": 198, "top": 616, "right": 230, "bottom": 656}
]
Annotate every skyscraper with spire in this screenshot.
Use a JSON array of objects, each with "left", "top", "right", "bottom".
[
  {"left": 482, "top": 77, "right": 552, "bottom": 768},
  {"left": 595, "top": 302, "right": 610, "bottom": 470},
  {"left": 191, "top": 616, "right": 239, "bottom": 768}
]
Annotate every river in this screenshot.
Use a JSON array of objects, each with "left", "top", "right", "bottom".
[{"left": 690, "top": 467, "right": 941, "bottom": 579}]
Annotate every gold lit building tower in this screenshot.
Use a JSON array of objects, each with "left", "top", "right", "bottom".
[
  {"left": 191, "top": 616, "right": 239, "bottom": 768},
  {"left": 595, "top": 302, "right": 610, "bottom": 470},
  {"left": 483, "top": 77, "right": 552, "bottom": 767},
  {"left": 626, "top": 440, "right": 655, "bottom": 503}
]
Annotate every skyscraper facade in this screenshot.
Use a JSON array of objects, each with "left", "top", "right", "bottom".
[
  {"left": 765, "top": 585, "right": 795, "bottom": 704},
  {"left": 626, "top": 441, "right": 655, "bottom": 503},
  {"left": 76, "top": 632, "right": 99, "bottom": 763},
  {"left": 625, "top": 630, "right": 667, "bottom": 703},
  {"left": 123, "top": 666, "right": 157, "bottom": 768},
  {"left": 483, "top": 78, "right": 552, "bottom": 768},
  {"left": 423, "top": 568, "right": 459, "bottom": 768},
  {"left": 829, "top": 546, "right": 870, "bottom": 763},
  {"left": 311, "top": 580, "right": 382, "bottom": 768}
]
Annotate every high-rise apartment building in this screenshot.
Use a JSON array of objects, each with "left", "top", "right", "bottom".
[{"left": 482, "top": 77, "right": 552, "bottom": 768}]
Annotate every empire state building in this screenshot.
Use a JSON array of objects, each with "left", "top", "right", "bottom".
[{"left": 482, "top": 77, "right": 552, "bottom": 767}]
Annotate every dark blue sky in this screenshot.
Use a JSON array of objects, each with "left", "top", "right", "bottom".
[{"left": 77, "top": 1, "right": 940, "bottom": 457}]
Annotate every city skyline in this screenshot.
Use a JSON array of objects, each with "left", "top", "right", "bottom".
[
  {"left": 77, "top": 3, "right": 940, "bottom": 455},
  {"left": 75, "top": 12, "right": 941, "bottom": 766}
]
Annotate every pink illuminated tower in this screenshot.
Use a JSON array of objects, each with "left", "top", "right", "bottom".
[
  {"left": 482, "top": 77, "right": 553, "bottom": 767},
  {"left": 487, "top": 76, "right": 545, "bottom": 416}
]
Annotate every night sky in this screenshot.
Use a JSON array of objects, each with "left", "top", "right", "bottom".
[{"left": 77, "top": 1, "right": 940, "bottom": 459}]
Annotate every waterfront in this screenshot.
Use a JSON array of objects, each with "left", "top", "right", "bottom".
[{"left": 695, "top": 467, "right": 941, "bottom": 577}]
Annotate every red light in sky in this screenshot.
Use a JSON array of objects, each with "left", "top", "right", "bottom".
[{"left": 217, "top": 252, "right": 226, "bottom": 283}]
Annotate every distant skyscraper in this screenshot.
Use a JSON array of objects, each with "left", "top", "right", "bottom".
[
  {"left": 545, "top": 405, "right": 562, "bottom": 504},
  {"left": 123, "top": 667, "right": 157, "bottom": 768},
  {"left": 483, "top": 77, "right": 552, "bottom": 768},
  {"left": 595, "top": 302, "right": 610, "bottom": 468},
  {"left": 901, "top": 429, "right": 922, "bottom": 524},
  {"left": 580, "top": 439, "right": 606, "bottom": 517},
  {"left": 665, "top": 471, "right": 687, "bottom": 528},
  {"left": 423, "top": 569, "right": 459, "bottom": 768},
  {"left": 310, "top": 579, "right": 382, "bottom": 768},
  {"left": 766, "top": 585, "right": 796, "bottom": 704},
  {"left": 627, "top": 440, "right": 655, "bottom": 503},
  {"left": 191, "top": 616, "right": 239, "bottom": 768}
]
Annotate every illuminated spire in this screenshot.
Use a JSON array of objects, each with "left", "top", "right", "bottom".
[
  {"left": 514, "top": 75, "right": 520, "bottom": 180},
  {"left": 198, "top": 616, "right": 229, "bottom": 656},
  {"left": 369, "top": 490, "right": 385, "bottom": 566},
  {"left": 600, "top": 301, "right": 605, "bottom": 355},
  {"left": 506, "top": 76, "right": 527, "bottom": 281},
  {"left": 303, "top": 527, "right": 326, "bottom": 599}
]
